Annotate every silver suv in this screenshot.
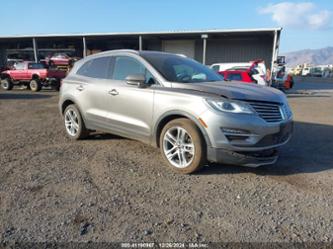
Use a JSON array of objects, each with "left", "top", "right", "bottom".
[{"left": 59, "top": 50, "right": 293, "bottom": 174}]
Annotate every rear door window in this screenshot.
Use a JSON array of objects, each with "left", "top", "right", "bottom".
[{"left": 77, "top": 56, "right": 112, "bottom": 79}]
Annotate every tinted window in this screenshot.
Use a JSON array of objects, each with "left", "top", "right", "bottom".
[
  {"left": 145, "top": 70, "right": 155, "bottom": 84},
  {"left": 113, "top": 56, "right": 145, "bottom": 80},
  {"left": 227, "top": 73, "right": 242, "bottom": 81},
  {"left": 230, "top": 66, "right": 248, "bottom": 71},
  {"left": 77, "top": 57, "right": 111, "bottom": 79},
  {"left": 113, "top": 56, "right": 155, "bottom": 84},
  {"left": 28, "top": 63, "right": 45, "bottom": 69},
  {"left": 212, "top": 65, "right": 219, "bottom": 72},
  {"left": 141, "top": 52, "right": 222, "bottom": 83}
]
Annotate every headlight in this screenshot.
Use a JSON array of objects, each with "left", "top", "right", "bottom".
[{"left": 205, "top": 98, "right": 254, "bottom": 114}]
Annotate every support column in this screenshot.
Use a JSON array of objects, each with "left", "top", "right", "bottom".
[
  {"left": 0, "top": 47, "right": 6, "bottom": 68},
  {"left": 32, "top": 37, "right": 38, "bottom": 62},
  {"left": 82, "top": 36, "right": 87, "bottom": 57},
  {"left": 139, "top": 35, "right": 143, "bottom": 51},
  {"left": 201, "top": 34, "right": 208, "bottom": 65},
  {"left": 270, "top": 30, "right": 278, "bottom": 85}
]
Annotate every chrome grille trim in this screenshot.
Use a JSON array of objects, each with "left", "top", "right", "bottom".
[{"left": 246, "top": 101, "right": 283, "bottom": 123}]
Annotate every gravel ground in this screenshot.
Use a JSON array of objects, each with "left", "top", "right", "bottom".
[{"left": 0, "top": 82, "right": 333, "bottom": 243}]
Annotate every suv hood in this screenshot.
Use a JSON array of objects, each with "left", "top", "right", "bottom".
[{"left": 171, "top": 81, "right": 286, "bottom": 103}]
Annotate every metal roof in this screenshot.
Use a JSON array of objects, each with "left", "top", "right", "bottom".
[{"left": 0, "top": 28, "right": 282, "bottom": 39}]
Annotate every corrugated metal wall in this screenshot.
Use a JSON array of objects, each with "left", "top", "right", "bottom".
[
  {"left": 205, "top": 36, "right": 273, "bottom": 68},
  {"left": 0, "top": 32, "right": 276, "bottom": 70}
]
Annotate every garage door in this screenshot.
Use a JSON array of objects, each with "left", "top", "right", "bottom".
[{"left": 162, "top": 40, "right": 195, "bottom": 59}]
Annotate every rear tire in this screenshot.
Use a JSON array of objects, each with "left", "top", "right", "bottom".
[
  {"left": 64, "top": 104, "right": 89, "bottom": 140},
  {"left": 160, "top": 118, "right": 206, "bottom": 174},
  {"left": 30, "top": 79, "right": 42, "bottom": 92},
  {"left": 1, "top": 78, "right": 13, "bottom": 90}
]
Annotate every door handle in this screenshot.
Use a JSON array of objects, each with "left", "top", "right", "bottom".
[
  {"left": 108, "top": 89, "right": 119, "bottom": 96},
  {"left": 76, "top": 85, "right": 84, "bottom": 91}
]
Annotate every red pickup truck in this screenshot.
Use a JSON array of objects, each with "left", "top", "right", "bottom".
[{"left": 0, "top": 61, "right": 66, "bottom": 92}]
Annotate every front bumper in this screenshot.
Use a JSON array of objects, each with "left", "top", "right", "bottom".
[
  {"left": 200, "top": 108, "right": 293, "bottom": 167},
  {"left": 207, "top": 147, "right": 279, "bottom": 167}
]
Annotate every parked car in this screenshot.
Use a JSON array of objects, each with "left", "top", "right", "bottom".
[
  {"left": 309, "top": 66, "right": 325, "bottom": 77},
  {"left": 211, "top": 60, "right": 268, "bottom": 86},
  {"left": 211, "top": 62, "right": 252, "bottom": 72},
  {"left": 302, "top": 67, "right": 311, "bottom": 76},
  {"left": 272, "top": 74, "right": 294, "bottom": 91},
  {"left": 43, "top": 53, "right": 74, "bottom": 67},
  {"left": 273, "top": 66, "right": 294, "bottom": 91},
  {"left": 218, "top": 69, "right": 256, "bottom": 83},
  {"left": 0, "top": 61, "right": 66, "bottom": 91},
  {"left": 59, "top": 50, "right": 293, "bottom": 174}
]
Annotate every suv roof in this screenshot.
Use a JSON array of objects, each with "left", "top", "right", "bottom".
[{"left": 86, "top": 49, "right": 182, "bottom": 59}]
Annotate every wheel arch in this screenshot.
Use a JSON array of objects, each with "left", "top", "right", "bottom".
[
  {"left": 31, "top": 74, "right": 40, "bottom": 80},
  {"left": 0, "top": 73, "right": 11, "bottom": 80},
  {"left": 60, "top": 98, "right": 91, "bottom": 133},
  {"left": 61, "top": 99, "right": 76, "bottom": 114},
  {"left": 153, "top": 111, "right": 212, "bottom": 148}
]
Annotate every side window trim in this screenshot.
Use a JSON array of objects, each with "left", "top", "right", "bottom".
[{"left": 107, "top": 57, "right": 115, "bottom": 80}]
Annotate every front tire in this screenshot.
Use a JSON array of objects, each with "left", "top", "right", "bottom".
[
  {"left": 160, "top": 118, "right": 206, "bottom": 174},
  {"left": 1, "top": 78, "right": 13, "bottom": 90},
  {"left": 30, "top": 79, "right": 42, "bottom": 92},
  {"left": 64, "top": 104, "right": 89, "bottom": 140}
]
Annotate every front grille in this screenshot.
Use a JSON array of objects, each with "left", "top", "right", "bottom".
[{"left": 247, "top": 101, "right": 283, "bottom": 123}]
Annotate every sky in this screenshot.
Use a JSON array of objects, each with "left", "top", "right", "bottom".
[{"left": 0, "top": 0, "right": 332, "bottom": 53}]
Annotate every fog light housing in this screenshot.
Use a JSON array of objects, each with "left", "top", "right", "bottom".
[
  {"left": 221, "top": 128, "right": 249, "bottom": 135},
  {"left": 221, "top": 128, "right": 250, "bottom": 142}
]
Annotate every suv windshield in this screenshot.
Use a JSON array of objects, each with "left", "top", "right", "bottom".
[{"left": 140, "top": 52, "right": 223, "bottom": 83}]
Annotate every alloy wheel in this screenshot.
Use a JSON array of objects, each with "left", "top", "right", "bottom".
[
  {"left": 64, "top": 108, "right": 80, "bottom": 136},
  {"left": 163, "top": 126, "right": 195, "bottom": 168}
]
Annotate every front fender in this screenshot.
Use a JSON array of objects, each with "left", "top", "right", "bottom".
[
  {"left": 152, "top": 110, "right": 212, "bottom": 148},
  {"left": 0, "top": 72, "right": 10, "bottom": 79}
]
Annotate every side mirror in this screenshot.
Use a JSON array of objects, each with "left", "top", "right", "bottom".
[{"left": 125, "top": 74, "right": 146, "bottom": 88}]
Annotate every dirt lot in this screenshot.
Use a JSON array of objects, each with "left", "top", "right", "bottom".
[{"left": 0, "top": 82, "right": 333, "bottom": 243}]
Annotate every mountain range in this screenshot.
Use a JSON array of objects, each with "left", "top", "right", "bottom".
[{"left": 283, "top": 47, "right": 333, "bottom": 67}]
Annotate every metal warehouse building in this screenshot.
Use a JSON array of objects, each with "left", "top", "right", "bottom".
[{"left": 0, "top": 28, "right": 281, "bottom": 69}]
